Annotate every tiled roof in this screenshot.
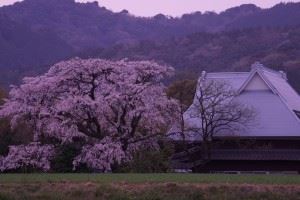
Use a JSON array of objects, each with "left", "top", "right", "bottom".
[
  {"left": 205, "top": 63, "right": 300, "bottom": 137},
  {"left": 261, "top": 68, "right": 300, "bottom": 111},
  {"left": 205, "top": 72, "right": 249, "bottom": 90},
  {"left": 232, "top": 91, "right": 300, "bottom": 137},
  {"left": 169, "top": 62, "right": 300, "bottom": 140},
  {"left": 204, "top": 63, "right": 300, "bottom": 112}
]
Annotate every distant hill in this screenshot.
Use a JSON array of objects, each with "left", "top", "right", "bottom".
[
  {"left": 0, "top": 13, "right": 73, "bottom": 86},
  {"left": 226, "top": 3, "right": 300, "bottom": 30},
  {"left": 1, "top": 0, "right": 300, "bottom": 87},
  {"left": 2, "top": 0, "right": 300, "bottom": 51},
  {"left": 82, "top": 27, "right": 300, "bottom": 92}
]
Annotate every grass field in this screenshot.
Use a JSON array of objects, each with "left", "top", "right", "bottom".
[
  {"left": 1, "top": 173, "right": 300, "bottom": 184},
  {"left": 1, "top": 174, "right": 300, "bottom": 200}
]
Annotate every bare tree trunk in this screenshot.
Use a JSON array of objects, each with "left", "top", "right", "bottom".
[{"left": 200, "top": 140, "right": 212, "bottom": 165}]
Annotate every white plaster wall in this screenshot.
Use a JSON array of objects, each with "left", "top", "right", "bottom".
[{"left": 244, "top": 74, "right": 270, "bottom": 91}]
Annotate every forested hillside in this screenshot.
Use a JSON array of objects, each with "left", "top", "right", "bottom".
[
  {"left": 1, "top": 0, "right": 300, "bottom": 87},
  {"left": 0, "top": 13, "right": 73, "bottom": 86},
  {"left": 82, "top": 27, "right": 300, "bottom": 91}
]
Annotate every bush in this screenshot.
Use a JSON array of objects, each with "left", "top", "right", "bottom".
[
  {"left": 51, "top": 142, "right": 83, "bottom": 173},
  {"left": 115, "top": 140, "right": 174, "bottom": 173}
]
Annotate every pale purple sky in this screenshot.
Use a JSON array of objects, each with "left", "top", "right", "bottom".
[{"left": 0, "top": 0, "right": 299, "bottom": 16}]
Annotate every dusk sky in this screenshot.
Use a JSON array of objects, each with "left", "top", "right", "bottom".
[{"left": 0, "top": 0, "right": 299, "bottom": 16}]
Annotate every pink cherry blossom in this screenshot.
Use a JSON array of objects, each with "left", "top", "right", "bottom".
[
  {"left": 0, "top": 58, "right": 179, "bottom": 171},
  {"left": 0, "top": 142, "right": 55, "bottom": 172}
]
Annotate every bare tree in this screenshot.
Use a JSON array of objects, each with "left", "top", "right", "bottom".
[
  {"left": 167, "top": 80, "right": 198, "bottom": 167},
  {"left": 185, "top": 78, "right": 256, "bottom": 166},
  {"left": 167, "top": 79, "right": 197, "bottom": 141}
]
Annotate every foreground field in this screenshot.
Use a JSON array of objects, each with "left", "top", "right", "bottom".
[
  {"left": 1, "top": 173, "right": 300, "bottom": 184},
  {"left": 1, "top": 174, "right": 300, "bottom": 200}
]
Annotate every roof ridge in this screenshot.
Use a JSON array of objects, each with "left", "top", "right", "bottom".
[
  {"left": 251, "top": 62, "right": 287, "bottom": 80},
  {"left": 207, "top": 72, "right": 249, "bottom": 74},
  {"left": 206, "top": 72, "right": 250, "bottom": 78},
  {"left": 261, "top": 66, "right": 281, "bottom": 75}
]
